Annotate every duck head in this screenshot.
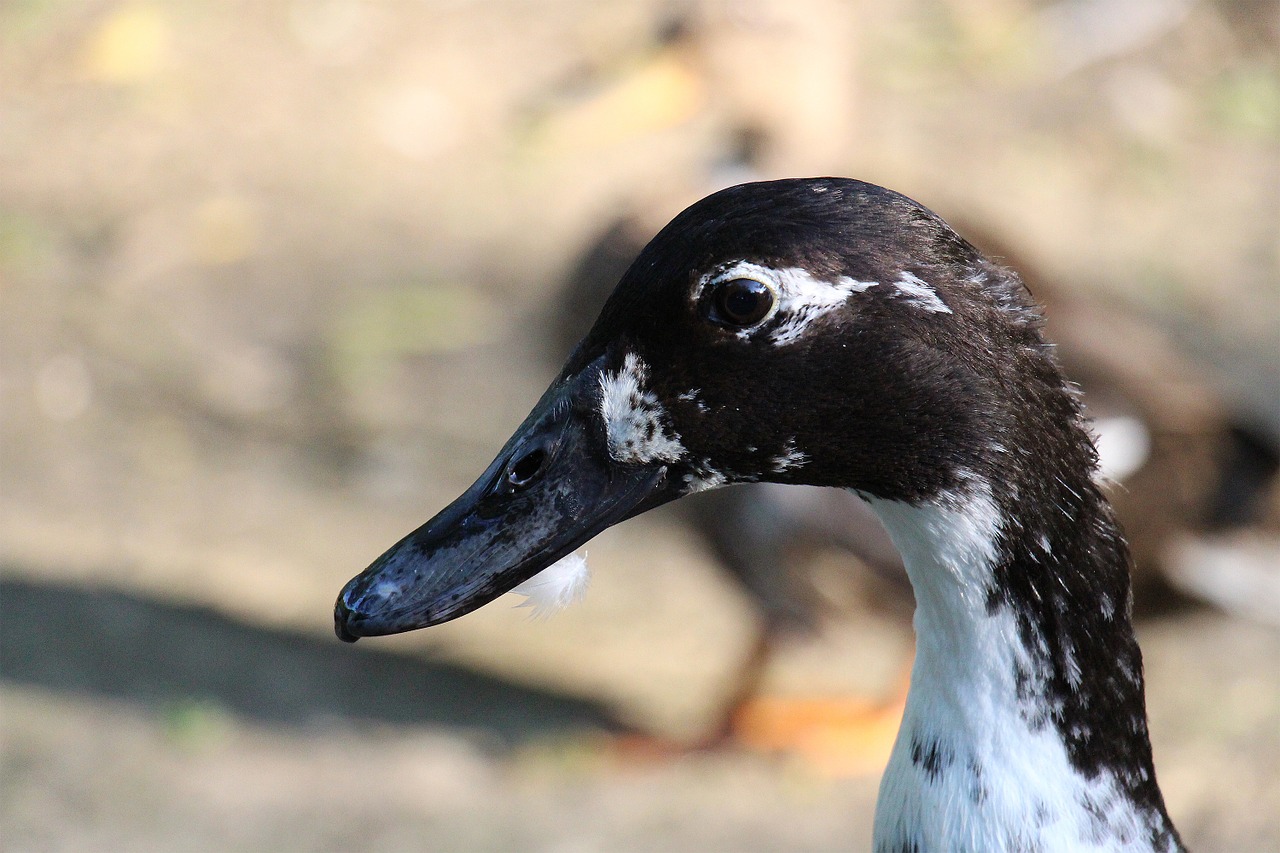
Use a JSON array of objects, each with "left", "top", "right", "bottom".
[{"left": 335, "top": 177, "right": 1060, "bottom": 641}]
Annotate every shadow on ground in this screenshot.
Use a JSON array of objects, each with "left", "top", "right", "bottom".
[{"left": 0, "top": 575, "right": 627, "bottom": 745}]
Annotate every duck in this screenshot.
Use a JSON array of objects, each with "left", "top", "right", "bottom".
[{"left": 335, "top": 177, "right": 1184, "bottom": 851}]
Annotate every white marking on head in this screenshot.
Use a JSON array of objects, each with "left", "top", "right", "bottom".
[
  {"left": 695, "top": 260, "right": 878, "bottom": 348},
  {"left": 598, "top": 352, "right": 685, "bottom": 463},
  {"left": 770, "top": 438, "right": 809, "bottom": 473},
  {"left": 509, "top": 552, "right": 589, "bottom": 618},
  {"left": 771, "top": 267, "right": 879, "bottom": 346},
  {"left": 682, "top": 463, "right": 727, "bottom": 494},
  {"left": 893, "top": 271, "right": 953, "bottom": 314},
  {"left": 676, "top": 388, "right": 711, "bottom": 414}
]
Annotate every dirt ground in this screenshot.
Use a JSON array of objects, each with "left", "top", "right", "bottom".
[{"left": 2, "top": 1, "right": 1278, "bottom": 851}]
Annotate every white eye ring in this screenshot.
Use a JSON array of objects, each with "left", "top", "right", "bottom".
[{"left": 694, "top": 264, "right": 782, "bottom": 333}]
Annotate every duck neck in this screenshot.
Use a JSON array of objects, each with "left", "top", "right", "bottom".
[{"left": 862, "top": 473, "right": 1182, "bottom": 853}]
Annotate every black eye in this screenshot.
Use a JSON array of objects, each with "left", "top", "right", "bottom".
[{"left": 705, "top": 278, "right": 775, "bottom": 327}]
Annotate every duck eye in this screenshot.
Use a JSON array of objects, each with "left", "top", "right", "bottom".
[{"left": 705, "top": 277, "right": 775, "bottom": 328}]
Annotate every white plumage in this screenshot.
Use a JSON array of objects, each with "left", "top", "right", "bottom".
[{"left": 509, "top": 552, "right": 590, "bottom": 617}]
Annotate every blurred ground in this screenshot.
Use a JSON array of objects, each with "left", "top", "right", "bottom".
[{"left": 1, "top": 1, "right": 1278, "bottom": 851}]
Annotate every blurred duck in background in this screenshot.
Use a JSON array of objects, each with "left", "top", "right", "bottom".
[
  {"left": 545, "top": 143, "right": 1278, "bottom": 771},
  {"left": 537, "top": 0, "right": 1279, "bottom": 768}
]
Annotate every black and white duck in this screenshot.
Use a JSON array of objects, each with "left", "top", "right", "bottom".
[{"left": 336, "top": 178, "right": 1183, "bottom": 851}]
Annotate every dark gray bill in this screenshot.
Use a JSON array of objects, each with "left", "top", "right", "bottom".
[{"left": 334, "top": 364, "right": 674, "bottom": 642}]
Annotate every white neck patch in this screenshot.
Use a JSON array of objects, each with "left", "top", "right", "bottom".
[
  {"left": 598, "top": 352, "right": 686, "bottom": 464},
  {"left": 697, "top": 260, "right": 878, "bottom": 347},
  {"left": 863, "top": 482, "right": 1169, "bottom": 852}
]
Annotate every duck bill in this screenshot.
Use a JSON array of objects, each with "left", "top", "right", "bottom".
[{"left": 334, "top": 365, "right": 674, "bottom": 642}]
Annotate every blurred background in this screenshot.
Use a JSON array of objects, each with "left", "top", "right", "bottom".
[{"left": 2, "top": 0, "right": 1278, "bottom": 850}]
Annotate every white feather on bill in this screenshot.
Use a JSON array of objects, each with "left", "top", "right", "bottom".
[{"left": 509, "top": 552, "right": 590, "bottom": 617}]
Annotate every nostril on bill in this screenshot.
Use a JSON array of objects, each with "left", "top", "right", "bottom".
[{"left": 507, "top": 448, "right": 547, "bottom": 488}]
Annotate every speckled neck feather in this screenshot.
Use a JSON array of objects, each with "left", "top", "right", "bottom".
[{"left": 866, "top": 468, "right": 1180, "bottom": 852}]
